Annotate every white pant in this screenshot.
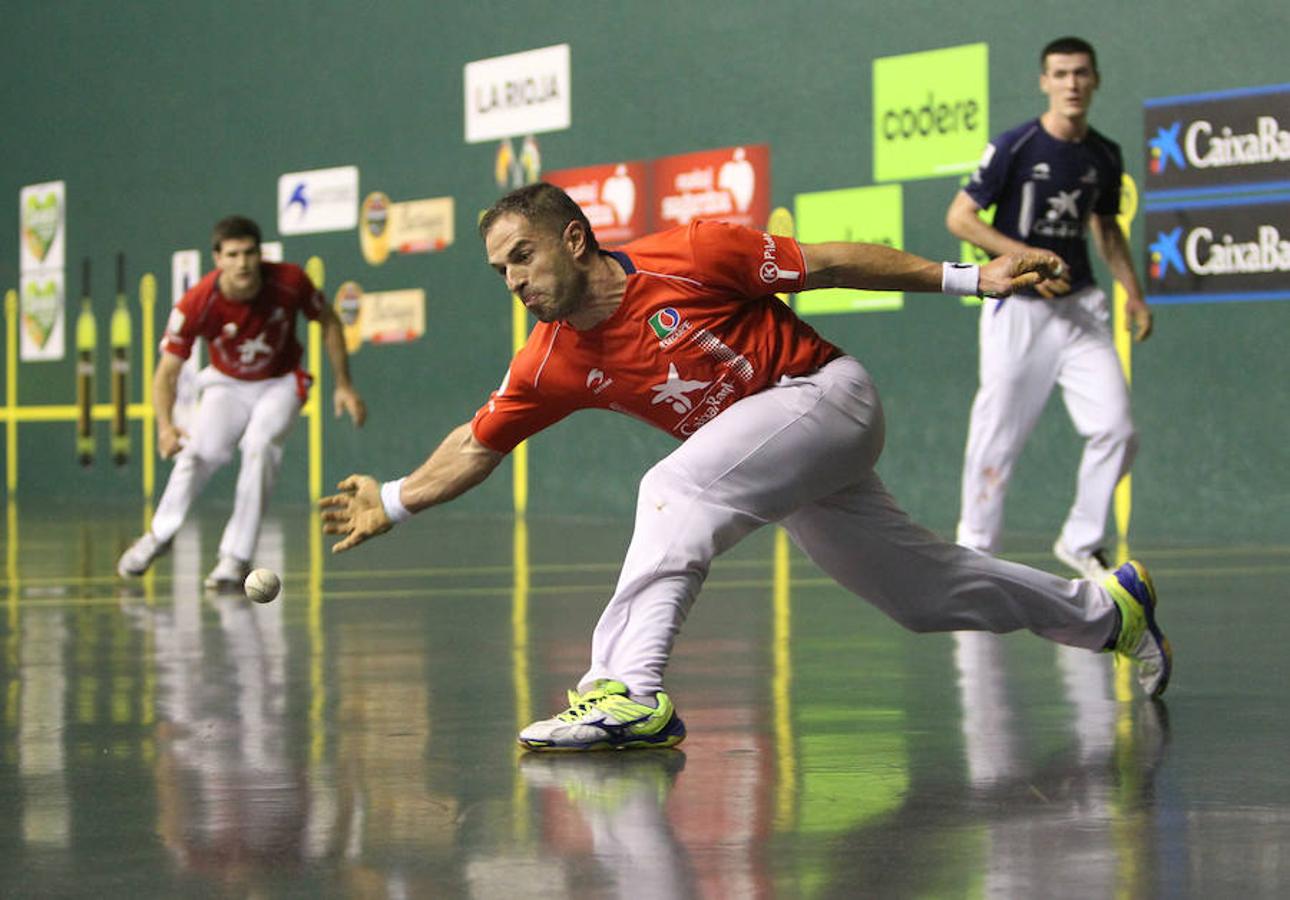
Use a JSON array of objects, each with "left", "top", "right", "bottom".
[
  {"left": 150, "top": 368, "right": 303, "bottom": 562},
  {"left": 957, "top": 287, "right": 1137, "bottom": 557},
  {"left": 581, "top": 356, "right": 1117, "bottom": 696}
]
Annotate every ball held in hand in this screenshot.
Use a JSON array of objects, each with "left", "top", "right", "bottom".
[{"left": 243, "top": 567, "right": 282, "bottom": 604}]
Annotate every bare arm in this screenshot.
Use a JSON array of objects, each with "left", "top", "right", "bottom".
[
  {"left": 1090, "top": 213, "right": 1153, "bottom": 341},
  {"left": 800, "top": 238, "right": 1061, "bottom": 299},
  {"left": 400, "top": 422, "right": 504, "bottom": 511},
  {"left": 319, "top": 421, "right": 504, "bottom": 553},
  {"left": 946, "top": 190, "right": 1071, "bottom": 298},
  {"left": 153, "top": 352, "right": 187, "bottom": 458},
  {"left": 317, "top": 304, "right": 367, "bottom": 425}
]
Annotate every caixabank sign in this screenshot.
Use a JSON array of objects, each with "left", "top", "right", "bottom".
[
  {"left": 1145, "top": 83, "right": 1290, "bottom": 194},
  {"left": 1145, "top": 198, "right": 1290, "bottom": 303}
]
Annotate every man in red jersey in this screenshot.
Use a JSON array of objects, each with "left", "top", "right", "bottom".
[
  {"left": 321, "top": 183, "right": 1170, "bottom": 751},
  {"left": 119, "top": 215, "right": 366, "bottom": 588}
]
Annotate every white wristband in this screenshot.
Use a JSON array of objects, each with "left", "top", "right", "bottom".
[
  {"left": 941, "top": 262, "right": 980, "bottom": 296},
  {"left": 380, "top": 478, "right": 412, "bottom": 524}
]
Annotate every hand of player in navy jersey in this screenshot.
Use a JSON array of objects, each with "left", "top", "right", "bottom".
[
  {"left": 320, "top": 474, "right": 392, "bottom": 552},
  {"left": 1125, "top": 295, "right": 1154, "bottom": 342},
  {"left": 978, "top": 251, "right": 1066, "bottom": 298}
]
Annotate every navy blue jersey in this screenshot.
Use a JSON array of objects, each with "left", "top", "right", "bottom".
[{"left": 965, "top": 119, "right": 1122, "bottom": 294}]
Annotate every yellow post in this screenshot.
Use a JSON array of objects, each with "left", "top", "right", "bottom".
[
  {"left": 510, "top": 514, "right": 531, "bottom": 839},
  {"left": 511, "top": 298, "right": 529, "bottom": 516},
  {"left": 304, "top": 257, "right": 325, "bottom": 503},
  {"left": 139, "top": 274, "right": 157, "bottom": 500},
  {"left": 772, "top": 527, "right": 797, "bottom": 830},
  {"left": 302, "top": 261, "right": 327, "bottom": 763},
  {"left": 1112, "top": 175, "right": 1139, "bottom": 565},
  {"left": 4, "top": 289, "right": 17, "bottom": 494}
]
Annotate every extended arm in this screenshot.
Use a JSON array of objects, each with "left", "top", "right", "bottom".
[
  {"left": 1090, "top": 213, "right": 1153, "bottom": 341},
  {"left": 317, "top": 303, "right": 367, "bottom": 425},
  {"left": 800, "top": 236, "right": 1061, "bottom": 299},
  {"left": 153, "top": 352, "right": 187, "bottom": 458},
  {"left": 319, "top": 421, "right": 504, "bottom": 553},
  {"left": 945, "top": 190, "right": 1071, "bottom": 298}
]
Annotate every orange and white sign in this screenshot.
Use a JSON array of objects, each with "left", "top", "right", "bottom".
[
  {"left": 653, "top": 145, "right": 770, "bottom": 230},
  {"left": 545, "top": 161, "right": 651, "bottom": 245}
]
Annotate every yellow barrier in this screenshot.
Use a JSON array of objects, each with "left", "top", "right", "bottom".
[{"left": 3, "top": 267, "right": 324, "bottom": 503}]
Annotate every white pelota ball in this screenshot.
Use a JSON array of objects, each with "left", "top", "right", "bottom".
[{"left": 243, "top": 568, "right": 282, "bottom": 604}]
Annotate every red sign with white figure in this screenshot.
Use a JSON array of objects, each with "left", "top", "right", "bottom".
[
  {"left": 652, "top": 144, "right": 770, "bottom": 230},
  {"left": 544, "top": 161, "right": 652, "bottom": 246}
]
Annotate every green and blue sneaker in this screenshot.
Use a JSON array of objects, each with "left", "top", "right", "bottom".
[
  {"left": 1103, "top": 560, "right": 1172, "bottom": 697},
  {"left": 518, "top": 679, "right": 687, "bottom": 752}
]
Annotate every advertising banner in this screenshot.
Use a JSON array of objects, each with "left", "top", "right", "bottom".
[
  {"left": 794, "top": 185, "right": 904, "bottom": 314},
  {"left": 278, "top": 165, "right": 360, "bottom": 235},
  {"left": 545, "top": 161, "right": 652, "bottom": 246},
  {"left": 1145, "top": 197, "right": 1290, "bottom": 303},
  {"left": 1145, "top": 82, "right": 1290, "bottom": 196},
  {"left": 653, "top": 145, "right": 769, "bottom": 230},
  {"left": 873, "top": 43, "right": 989, "bottom": 183},
  {"left": 20, "top": 180, "right": 66, "bottom": 273},
  {"left": 20, "top": 270, "right": 66, "bottom": 361},
  {"left": 465, "top": 44, "right": 571, "bottom": 144}
]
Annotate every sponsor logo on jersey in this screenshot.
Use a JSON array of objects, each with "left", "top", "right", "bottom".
[
  {"left": 1080, "top": 166, "right": 1099, "bottom": 184},
  {"left": 236, "top": 334, "right": 274, "bottom": 366},
  {"left": 648, "top": 307, "right": 682, "bottom": 339},
  {"left": 758, "top": 231, "right": 801, "bottom": 284},
  {"left": 649, "top": 363, "right": 711, "bottom": 414},
  {"left": 677, "top": 380, "right": 738, "bottom": 437},
  {"left": 1045, "top": 189, "right": 1081, "bottom": 220},
  {"left": 1031, "top": 162, "right": 1051, "bottom": 180},
  {"left": 586, "top": 368, "right": 613, "bottom": 395}
]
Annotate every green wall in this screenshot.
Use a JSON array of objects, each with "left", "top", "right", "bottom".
[{"left": 3, "top": 1, "right": 1287, "bottom": 543}]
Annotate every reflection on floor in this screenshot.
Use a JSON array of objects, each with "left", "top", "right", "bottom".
[{"left": 2, "top": 501, "right": 1289, "bottom": 897}]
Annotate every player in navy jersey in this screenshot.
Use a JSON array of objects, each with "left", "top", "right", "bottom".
[
  {"left": 947, "top": 36, "right": 1153, "bottom": 579},
  {"left": 117, "top": 215, "right": 366, "bottom": 588}
]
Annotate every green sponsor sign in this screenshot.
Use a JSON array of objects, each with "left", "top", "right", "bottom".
[
  {"left": 873, "top": 43, "right": 989, "bottom": 183},
  {"left": 957, "top": 174, "right": 995, "bottom": 307},
  {"left": 794, "top": 185, "right": 903, "bottom": 315},
  {"left": 22, "top": 191, "right": 61, "bottom": 262}
]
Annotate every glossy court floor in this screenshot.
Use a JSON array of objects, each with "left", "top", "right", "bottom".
[{"left": 1, "top": 502, "right": 1288, "bottom": 898}]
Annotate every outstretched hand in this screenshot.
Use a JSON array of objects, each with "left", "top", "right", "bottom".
[
  {"left": 978, "top": 251, "right": 1066, "bottom": 299},
  {"left": 319, "top": 474, "right": 392, "bottom": 553}
]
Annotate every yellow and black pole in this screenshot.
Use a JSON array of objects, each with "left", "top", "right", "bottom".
[
  {"left": 110, "top": 253, "right": 132, "bottom": 466},
  {"left": 75, "top": 258, "right": 97, "bottom": 467}
]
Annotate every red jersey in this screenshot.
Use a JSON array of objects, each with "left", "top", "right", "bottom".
[
  {"left": 472, "top": 220, "right": 840, "bottom": 453},
  {"left": 161, "top": 262, "right": 325, "bottom": 380}
]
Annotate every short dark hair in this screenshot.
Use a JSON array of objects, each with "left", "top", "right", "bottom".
[
  {"left": 1041, "top": 36, "right": 1098, "bottom": 74},
  {"left": 211, "top": 215, "right": 262, "bottom": 252},
  {"left": 479, "top": 182, "right": 599, "bottom": 253}
]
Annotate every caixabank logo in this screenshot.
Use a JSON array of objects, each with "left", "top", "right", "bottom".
[
  {"left": 1144, "top": 83, "right": 1290, "bottom": 192},
  {"left": 1146, "top": 200, "right": 1290, "bottom": 302}
]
